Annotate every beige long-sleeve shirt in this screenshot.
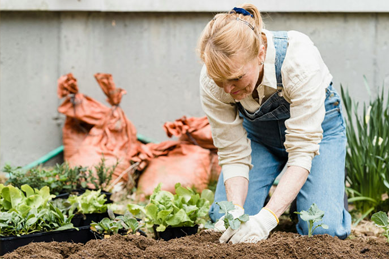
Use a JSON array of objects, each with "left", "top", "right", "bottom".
[{"left": 200, "top": 29, "right": 333, "bottom": 182}]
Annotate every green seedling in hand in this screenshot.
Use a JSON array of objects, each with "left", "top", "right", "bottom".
[
  {"left": 216, "top": 201, "right": 249, "bottom": 230},
  {"left": 371, "top": 211, "right": 389, "bottom": 243},
  {"left": 295, "top": 203, "right": 328, "bottom": 237}
]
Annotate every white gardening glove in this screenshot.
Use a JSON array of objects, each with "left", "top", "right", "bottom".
[
  {"left": 219, "top": 208, "right": 279, "bottom": 244},
  {"left": 214, "top": 204, "right": 244, "bottom": 232}
]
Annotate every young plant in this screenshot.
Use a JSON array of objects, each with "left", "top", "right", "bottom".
[
  {"left": 295, "top": 203, "right": 328, "bottom": 237},
  {"left": 215, "top": 201, "right": 249, "bottom": 230},
  {"left": 68, "top": 189, "right": 108, "bottom": 215},
  {"left": 371, "top": 211, "right": 389, "bottom": 243},
  {"left": 0, "top": 184, "right": 74, "bottom": 237},
  {"left": 3, "top": 163, "right": 89, "bottom": 195},
  {"left": 88, "top": 157, "right": 118, "bottom": 191},
  {"left": 128, "top": 183, "right": 214, "bottom": 232},
  {"left": 90, "top": 209, "right": 141, "bottom": 236}
]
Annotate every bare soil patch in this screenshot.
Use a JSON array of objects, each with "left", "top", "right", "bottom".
[{"left": 3, "top": 230, "right": 389, "bottom": 259}]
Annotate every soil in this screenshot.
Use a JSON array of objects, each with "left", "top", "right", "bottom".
[{"left": 3, "top": 230, "right": 389, "bottom": 259}]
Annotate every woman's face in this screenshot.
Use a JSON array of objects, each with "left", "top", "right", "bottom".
[{"left": 213, "top": 56, "right": 262, "bottom": 101}]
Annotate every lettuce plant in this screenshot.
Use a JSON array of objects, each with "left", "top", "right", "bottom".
[
  {"left": 341, "top": 83, "right": 389, "bottom": 223},
  {"left": 371, "top": 211, "right": 389, "bottom": 243},
  {"left": 128, "top": 183, "right": 214, "bottom": 232},
  {"left": 91, "top": 210, "right": 140, "bottom": 236},
  {"left": 295, "top": 203, "right": 328, "bottom": 237},
  {"left": 68, "top": 189, "right": 108, "bottom": 215},
  {"left": 0, "top": 184, "right": 74, "bottom": 236}
]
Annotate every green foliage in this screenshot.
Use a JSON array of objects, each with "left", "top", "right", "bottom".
[
  {"left": 4, "top": 163, "right": 88, "bottom": 195},
  {"left": 4, "top": 158, "right": 118, "bottom": 195},
  {"left": 91, "top": 210, "right": 141, "bottom": 236},
  {"left": 128, "top": 183, "right": 214, "bottom": 232},
  {"left": 341, "top": 83, "right": 389, "bottom": 222},
  {"left": 68, "top": 189, "right": 108, "bottom": 215},
  {"left": 371, "top": 211, "right": 389, "bottom": 243},
  {"left": 88, "top": 158, "right": 118, "bottom": 190},
  {"left": 295, "top": 203, "right": 328, "bottom": 237},
  {"left": 0, "top": 184, "right": 74, "bottom": 237},
  {"left": 214, "top": 201, "right": 249, "bottom": 230}
]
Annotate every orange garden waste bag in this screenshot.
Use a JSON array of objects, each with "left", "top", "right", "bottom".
[
  {"left": 163, "top": 116, "right": 217, "bottom": 152},
  {"left": 133, "top": 141, "right": 212, "bottom": 196},
  {"left": 164, "top": 116, "right": 222, "bottom": 182},
  {"left": 57, "top": 73, "right": 138, "bottom": 183}
]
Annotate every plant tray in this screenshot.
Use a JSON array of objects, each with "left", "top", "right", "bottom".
[
  {"left": 72, "top": 212, "right": 123, "bottom": 227},
  {"left": 0, "top": 225, "right": 94, "bottom": 256},
  {"left": 153, "top": 225, "right": 199, "bottom": 241}
]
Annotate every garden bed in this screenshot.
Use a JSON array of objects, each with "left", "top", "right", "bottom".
[{"left": 3, "top": 231, "right": 389, "bottom": 259}]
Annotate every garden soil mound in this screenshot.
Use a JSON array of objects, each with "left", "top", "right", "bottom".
[{"left": 4, "top": 231, "right": 389, "bottom": 259}]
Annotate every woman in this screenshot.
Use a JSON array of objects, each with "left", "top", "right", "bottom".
[{"left": 197, "top": 4, "right": 351, "bottom": 244}]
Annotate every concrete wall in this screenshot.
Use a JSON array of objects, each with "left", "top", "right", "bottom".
[{"left": 1, "top": 11, "right": 388, "bottom": 168}]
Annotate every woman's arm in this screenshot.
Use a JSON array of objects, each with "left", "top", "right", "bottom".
[
  {"left": 265, "top": 165, "right": 309, "bottom": 217},
  {"left": 225, "top": 176, "right": 249, "bottom": 207}
]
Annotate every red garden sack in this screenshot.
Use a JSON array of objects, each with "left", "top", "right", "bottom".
[
  {"left": 58, "top": 73, "right": 138, "bottom": 183},
  {"left": 163, "top": 116, "right": 217, "bottom": 152},
  {"left": 133, "top": 141, "right": 212, "bottom": 196},
  {"left": 163, "top": 116, "right": 221, "bottom": 182}
]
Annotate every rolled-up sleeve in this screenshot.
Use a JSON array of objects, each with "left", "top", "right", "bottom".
[{"left": 199, "top": 66, "right": 253, "bottom": 182}]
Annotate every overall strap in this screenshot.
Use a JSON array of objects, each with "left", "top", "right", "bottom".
[{"left": 271, "top": 31, "right": 288, "bottom": 88}]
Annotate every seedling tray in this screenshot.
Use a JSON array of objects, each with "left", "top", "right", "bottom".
[
  {"left": 72, "top": 212, "right": 123, "bottom": 227},
  {"left": 0, "top": 225, "right": 94, "bottom": 256}
]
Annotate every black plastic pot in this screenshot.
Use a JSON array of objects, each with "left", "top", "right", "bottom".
[
  {"left": 153, "top": 225, "right": 198, "bottom": 241},
  {"left": 72, "top": 212, "right": 118, "bottom": 227},
  {"left": 0, "top": 225, "right": 94, "bottom": 256}
]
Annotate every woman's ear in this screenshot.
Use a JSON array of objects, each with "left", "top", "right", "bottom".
[{"left": 258, "top": 45, "right": 266, "bottom": 64}]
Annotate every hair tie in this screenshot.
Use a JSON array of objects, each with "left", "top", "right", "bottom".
[{"left": 231, "top": 7, "right": 254, "bottom": 18}]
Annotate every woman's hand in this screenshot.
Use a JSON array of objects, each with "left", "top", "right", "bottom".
[{"left": 219, "top": 208, "right": 278, "bottom": 243}]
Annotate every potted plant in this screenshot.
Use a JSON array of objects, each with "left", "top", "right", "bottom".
[
  {"left": 68, "top": 189, "right": 112, "bottom": 227},
  {"left": 90, "top": 209, "right": 146, "bottom": 239},
  {"left": 0, "top": 184, "right": 93, "bottom": 256},
  {"left": 128, "top": 183, "right": 214, "bottom": 241}
]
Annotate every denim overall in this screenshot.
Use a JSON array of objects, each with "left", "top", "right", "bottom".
[{"left": 209, "top": 31, "right": 351, "bottom": 239}]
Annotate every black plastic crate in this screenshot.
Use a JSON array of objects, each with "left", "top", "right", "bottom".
[{"left": 0, "top": 225, "right": 94, "bottom": 256}]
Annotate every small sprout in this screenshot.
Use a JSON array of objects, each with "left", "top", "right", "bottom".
[
  {"left": 216, "top": 201, "right": 249, "bottom": 230},
  {"left": 91, "top": 210, "right": 142, "bottom": 236},
  {"left": 371, "top": 211, "right": 389, "bottom": 243},
  {"left": 295, "top": 203, "right": 329, "bottom": 237}
]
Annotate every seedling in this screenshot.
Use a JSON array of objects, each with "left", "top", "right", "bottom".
[
  {"left": 91, "top": 210, "right": 141, "bottom": 236},
  {"left": 88, "top": 158, "right": 118, "bottom": 191},
  {"left": 371, "top": 211, "right": 389, "bottom": 243},
  {"left": 216, "top": 201, "right": 249, "bottom": 230},
  {"left": 295, "top": 203, "right": 328, "bottom": 237}
]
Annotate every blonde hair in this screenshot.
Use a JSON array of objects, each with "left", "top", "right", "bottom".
[{"left": 197, "top": 4, "right": 264, "bottom": 81}]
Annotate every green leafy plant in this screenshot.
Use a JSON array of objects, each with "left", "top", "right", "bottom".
[
  {"left": 128, "top": 183, "right": 214, "bottom": 232},
  {"left": 341, "top": 82, "right": 389, "bottom": 223},
  {"left": 213, "top": 201, "right": 249, "bottom": 230},
  {"left": 371, "top": 211, "right": 389, "bottom": 243},
  {"left": 91, "top": 210, "right": 141, "bottom": 236},
  {"left": 0, "top": 184, "right": 74, "bottom": 236},
  {"left": 295, "top": 203, "right": 328, "bottom": 237},
  {"left": 68, "top": 189, "right": 108, "bottom": 215},
  {"left": 88, "top": 158, "right": 118, "bottom": 191},
  {"left": 3, "top": 163, "right": 89, "bottom": 195}
]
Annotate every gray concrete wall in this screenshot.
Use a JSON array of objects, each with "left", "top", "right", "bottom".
[{"left": 1, "top": 11, "right": 388, "bottom": 168}]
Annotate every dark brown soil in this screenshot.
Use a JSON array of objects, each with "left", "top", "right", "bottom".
[{"left": 4, "top": 231, "right": 389, "bottom": 259}]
